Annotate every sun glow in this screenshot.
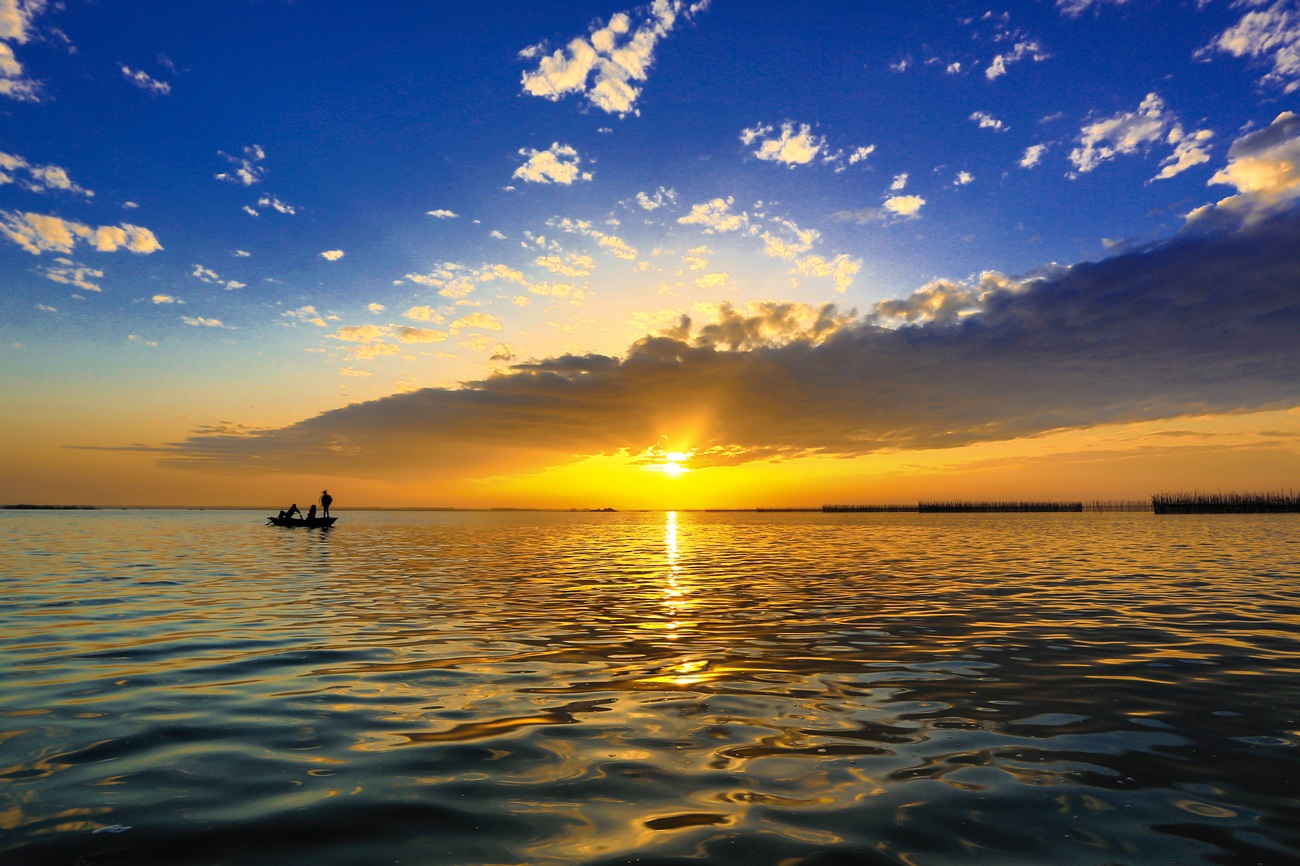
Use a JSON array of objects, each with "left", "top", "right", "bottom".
[{"left": 645, "top": 450, "right": 694, "bottom": 476}]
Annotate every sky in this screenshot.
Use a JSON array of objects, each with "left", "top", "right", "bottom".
[{"left": 2, "top": 0, "right": 1299, "bottom": 509}]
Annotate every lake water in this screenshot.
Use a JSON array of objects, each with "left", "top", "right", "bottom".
[{"left": 2, "top": 509, "right": 1298, "bottom": 865}]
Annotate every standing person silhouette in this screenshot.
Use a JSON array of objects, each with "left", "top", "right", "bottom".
[{"left": 320, "top": 489, "right": 333, "bottom": 517}]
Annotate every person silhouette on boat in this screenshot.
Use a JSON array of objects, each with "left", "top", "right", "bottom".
[
  {"left": 278, "top": 503, "right": 302, "bottom": 520},
  {"left": 307, "top": 504, "right": 317, "bottom": 520},
  {"left": 320, "top": 489, "right": 333, "bottom": 517}
]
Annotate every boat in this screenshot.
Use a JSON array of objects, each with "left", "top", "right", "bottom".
[{"left": 267, "top": 515, "right": 337, "bottom": 528}]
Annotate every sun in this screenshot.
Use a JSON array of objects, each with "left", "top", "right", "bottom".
[{"left": 646, "top": 450, "right": 694, "bottom": 476}]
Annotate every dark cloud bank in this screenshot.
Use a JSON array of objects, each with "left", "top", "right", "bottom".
[{"left": 162, "top": 213, "right": 1300, "bottom": 478}]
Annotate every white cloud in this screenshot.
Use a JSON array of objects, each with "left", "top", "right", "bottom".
[
  {"left": 1186, "top": 111, "right": 1300, "bottom": 227},
  {"left": 513, "top": 142, "right": 592, "bottom": 184},
  {"left": 452, "top": 311, "right": 503, "bottom": 331},
  {"left": 489, "top": 230, "right": 507, "bottom": 239},
  {"left": 427, "top": 209, "right": 458, "bottom": 218},
  {"left": 191, "top": 263, "right": 244, "bottom": 290},
  {"left": 152, "top": 294, "right": 176, "bottom": 304},
  {"left": 1057, "top": 0, "right": 1132, "bottom": 16},
  {"left": 954, "top": 171, "right": 974, "bottom": 186},
  {"left": 320, "top": 249, "right": 345, "bottom": 261},
  {"left": 677, "top": 197, "right": 749, "bottom": 233},
  {"left": 682, "top": 245, "right": 711, "bottom": 271},
  {"left": 694, "top": 271, "right": 735, "bottom": 291},
  {"left": 0, "top": 0, "right": 44, "bottom": 102},
  {"left": 635, "top": 186, "right": 676, "bottom": 210},
  {"left": 1154, "top": 127, "right": 1214, "bottom": 181},
  {"left": 890, "top": 172, "right": 908, "bottom": 191},
  {"left": 395, "top": 326, "right": 449, "bottom": 343},
  {"left": 0, "top": 151, "right": 93, "bottom": 196},
  {"left": 794, "top": 254, "right": 861, "bottom": 293},
  {"left": 985, "top": 40, "right": 1049, "bottom": 80},
  {"left": 282, "top": 306, "right": 328, "bottom": 327},
  {"left": 1020, "top": 143, "right": 1049, "bottom": 168},
  {"left": 946, "top": 61, "right": 962, "bottom": 74},
  {"left": 741, "top": 121, "right": 827, "bottom": 166},
  {"left": 1069, "top": 93, "right": 1212, "bottom": 181},
  {"left": 1200, "top": 1, "right": 1300, "bottom": 93},
  {"left": 182, "top": 316, "right": 227, "bottom": 328},
  {"left": 0, "top": 211, "right": 162, "bottom": 255},
  {"left": 368, "top": 303, "right": 386, "bottom": 313},
  {"left": 848, "top": 145, "right": 876, "bottom": 164},
  {"left": 535, "top": 252, "right": 596, "bottom": 277},
  {"left": 215, "top": 144, "right": 266, "bottom": 186},
  {"left": 255, "top": 195, "right": 296, "bottom": 215},
  {"left": 42, "top": 257, "right": 103, "bottom": 292},
  {"left": 969, "top": 111, "right": 1008, "bottom": 132},
  {"left": 883, "top": 195, "right": 926, "bottom": 218},
  {"left": 120, "top": 65, "right": 170, "bottom": 95},
  {"left": 519, "top": 0, "right": 708, "bottom": 116},
  {"left": 233, "top": 249, "right": 251, "bottom": 257}
]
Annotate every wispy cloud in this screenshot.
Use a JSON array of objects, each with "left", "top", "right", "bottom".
[
  {"left": 0, "top": 0, "right": 46, "bottom": 102},
  {"left": 0, "top": 151, "right": 93, "bottom": 196},
  {"left": 519, "top": 0, "right": 710, "bottom": 116},
  {"left": 741, "top": 121, "right": 828, "bottom": 167},
  {"left": 215, "top": 145, "right": 265, "bottom": 186},
  {"left": 970, "top": 111, "right": 1008, "bottom": 132},
  {"left": 320, "top": 249, "right": 345, "bottom": 261},
  {"left": 427, "top": 209, "right": 458, "bottom": 218},
  {"left": 1200, "top": 1, "right": 1300, "bottom": 93},
  {"left": 120, "top": 64, "right": 170, "bottom": 94}
]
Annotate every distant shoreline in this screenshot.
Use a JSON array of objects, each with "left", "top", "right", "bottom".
[{"left": 5, "top": 493, "right": 1297, "bottom": 514}]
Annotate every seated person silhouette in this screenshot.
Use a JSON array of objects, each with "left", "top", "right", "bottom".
[
  {"left": 307, "top": 504, "right": 317, "bottom": 520},
  {"left": 278, "top": 503, "right": 302, "bottom": 520}
]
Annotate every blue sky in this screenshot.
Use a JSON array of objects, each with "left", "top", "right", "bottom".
[{"left": 3, "top": 0, "right": 1299, "bottom": 506}]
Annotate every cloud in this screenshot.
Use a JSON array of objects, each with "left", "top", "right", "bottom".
[
  {"left": 848, "top": 145, "right": 876, "bottom": 164},
  {"left": 1020, "top": 143, "right": 1048, "bottom": 168},
  {"left": 1201, "top": 1, "right": 1300, "bottom": 93},
  {"left": 1154, "top": 128, "right": 1214, "bottom": 181},
  {"left": 149, "top": 212, "right": 1300, "bottom": 479},
  {"left": 513, "top": 142, "right": 592, "bottom": 184},
  {"left": 215, "top": 144, "right": 266, "bottom": 186},
  {"left": 452, "top": 311, "right": 503, "bottom": 331},
  {"left": 954, "top": 171, "right": 974, "bottom": 186},
  {"left": 282, "top": 306, "right": 329, "bottom": 327},
  {"left": 550, "top": 217, "right": 637, "bottom": 262},
  {"left": 535, "top": 252, "right": 596, "bottom": 277},
  {"left": 741, "top": 121, "right": 828, "bottom": 166},
  {"left": 969, "top": 111, "right": 1008, "bottom": 132},
  {"left": 985, "top": 40, "right": 1049, "bottom": 80},
  {"left": 395, "top": 326, "right": 449, "bottom": 343},
  {"left": 0, "top": 211, "right": 162, "bottom": 255},
  {"left": 42, "top": 258, "right": 104, "bottom": 292},
  {"left": 635, "top": 186, "right": 676, "bottom": 210},
  {"left": 889, "top": 173, "right": 908, "bottom": 191},
  {"left": 1068, "top": 93, "right": 1212, "bottom": 180},
  {"left": 181, "top": 316, "right": 227, "bottom": 328},
  {"left": 0, "top": 151, "right": 92, "bottom": 196},
  {"left": 1186, "top": 111, "right": 1300, "bottom": 228},
  {"left": 883, "top": 195, "right": 926, "bottom": 218},
  {"left": 255, "top": 195, "right": 296, "bottom": 215},
  {"left": 120, "top": 65, "right": 170, "bottom": 95},
  {"left": 152, "top": 294, "right": 176, "bottom": 304},
  {"left": 794, "top": 254, "right": 861, "bottom": 293},
  {"left": 191, "top": 263, "right": 244, "bottom": 290},
  {"left": 0, "top": 0, "right": 45, "bottom": 102},
  {"left": 519, "top": 0, "right": 709, "bottom": 116},
  {"left": 1057, "top": 0, "right": 1132, "bottom": 15},
  {"left": 320, "top": 249, "right": 345, "bottom": 261},
  {"left": 427, "top": 209, "right": 459, "bottom": 218},
  {"left": 403, "top": 305, "right": 442, "bottom": 323},
  {"left": 677, "top": 197, "right": 748, "bottom": 233}
]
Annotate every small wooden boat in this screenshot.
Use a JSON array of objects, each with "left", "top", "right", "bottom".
[{"left": 267, "top": 515, "right": 337, "bottom": 528}]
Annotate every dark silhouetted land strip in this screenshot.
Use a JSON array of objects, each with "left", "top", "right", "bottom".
[
  {"left": 822, "top": 504, "right": 918, "bottom": 512},
  {"left": 918, "top": 501, "right": 1083, "bottom": 513},
  {"left": 1152, "top": 492, "right": 1300, "bottom": 514}
]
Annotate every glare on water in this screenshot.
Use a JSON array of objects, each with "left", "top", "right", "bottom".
[{"left": 1, "top": 509, "right": 1298, "bottom": 865}]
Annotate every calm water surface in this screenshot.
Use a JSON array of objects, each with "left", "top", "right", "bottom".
[{"left": 1, "top": 510, "right": 1298, "bottom": 865}]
